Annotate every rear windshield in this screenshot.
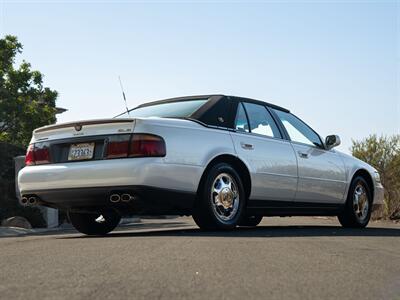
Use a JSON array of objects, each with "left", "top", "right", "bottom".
[{"left": 116, "top": 99, "right": 208, "bottom": 119}]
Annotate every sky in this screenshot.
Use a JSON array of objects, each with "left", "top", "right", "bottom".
[{"left": 1, "top": 0, "right": 399, "bottom": 153}]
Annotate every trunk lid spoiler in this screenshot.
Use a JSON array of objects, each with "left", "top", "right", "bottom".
[{"left": 34, "top": 118, "right": 134, "bottom": 133}]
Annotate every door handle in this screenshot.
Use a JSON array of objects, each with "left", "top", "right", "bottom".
[
  {"left": 298, "top": 151, "right": 309, "bottom": 158},
  {"left": 240, "top": 142, "right": 254, "bottom": 150}
]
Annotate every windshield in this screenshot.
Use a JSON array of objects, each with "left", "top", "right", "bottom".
[{"left": 116, "top": 99, "right": 208, "bottom": 119}]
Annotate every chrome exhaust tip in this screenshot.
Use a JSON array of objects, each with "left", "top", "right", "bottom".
[
  {"left": 28, "top": 197, "right": 37, "bottom": 205},
  {"left": 20, "top": 197, "right": 29, "bottom": 206},
  {"left": 110, "top": 194, "right": 121, "bottom": 203},
  {"left": 121, "top": 194, "right": 132, "bottom": 202}
]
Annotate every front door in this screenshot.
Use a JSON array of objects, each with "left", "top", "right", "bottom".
[{"left": 272, "top": 109, "right": 347, "bottom": 204}]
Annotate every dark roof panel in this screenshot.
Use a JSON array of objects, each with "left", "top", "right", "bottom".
[
  {"left": 135, "top": 94, "right": 289, "bottom": 113},
  {"left": 136, "top": 95, "right": 222, "bottom": 108}
]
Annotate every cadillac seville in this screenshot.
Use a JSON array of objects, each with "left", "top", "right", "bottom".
[{"left": 17, "top": 95, "right": 384, "bottom": 235}]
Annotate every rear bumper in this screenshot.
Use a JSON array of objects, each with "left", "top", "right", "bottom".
[
  {"left": 22, "top": 185, "right": 196, "bottom": 214},
  {"left": 18, "top": 158, "right": 203, "bottom": 213},
  {"left": 18, "top": 158, "right": 203, "bottom": 193}
]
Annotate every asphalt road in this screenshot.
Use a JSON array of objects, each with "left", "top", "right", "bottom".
[{"left": 0, "top": 217, "right": 399, "bottom": 300}]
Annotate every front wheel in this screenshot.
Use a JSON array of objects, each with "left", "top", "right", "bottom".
[
  {"left": 68, "top": 210, "right": 121, "bottom": 235},
  {"left": 338, "top": 176, "right": 372, "bottom": 228},
  {"left": 193, "top": 163, "right": 245, "bottom": 230}
]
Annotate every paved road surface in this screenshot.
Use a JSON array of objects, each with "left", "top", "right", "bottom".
[{"left": 0, "top": 217, "right": 399, "bottom": 300}]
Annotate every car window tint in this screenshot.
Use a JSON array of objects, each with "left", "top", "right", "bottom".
[
  {"left": 235, "top": 103, "right": 249, "bottom": 132},
  {"left": 197, "top": 97, "right": 232, "bottom": 127},
  {"left": 273, "top": 109, "right": 322, "bottom": 147},
  {"left": 243, "top": 103, "right": 281, "bottom": 138}
]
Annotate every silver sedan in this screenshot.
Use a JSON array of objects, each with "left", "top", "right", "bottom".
[{"left": 18, "top": 95, "right": 384, "bottom": 235}]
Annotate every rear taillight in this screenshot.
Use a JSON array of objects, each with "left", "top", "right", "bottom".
[
  {"left": 129, "top": 134, "right": 166, "bottom": 157},
  {"left": 105, "top": 134, "right": 166, "bottom": 159},
  {"left": 34, "top": 143, "right": 51, "bottom": 165},
  {"left": 25, "top": 144, "right": 35, "bottom": 166},
  {"left": 25, "top": 143, "right": 51, "bottom": 165},
  {"left": 105, "top": 135, "right": 130, "bottom": 159}
]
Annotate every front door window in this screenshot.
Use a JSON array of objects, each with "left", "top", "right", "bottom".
[{"left": 273, "top": 109, "right": 322, "bottom": 147}]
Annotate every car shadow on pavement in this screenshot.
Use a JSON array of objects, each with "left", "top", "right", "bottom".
[{"left": 59, "top": 222, "right": 400, "bottom": 239}]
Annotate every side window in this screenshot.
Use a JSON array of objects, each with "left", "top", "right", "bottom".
[
  {"left": 243, "top": 102, "right": 281, "bottom": 138},
  {"left": 235, "top": 103, "right": 249, "bottom": 132},
  {"left": 273, "top": 109, "right": 322, "bottom": 147}
]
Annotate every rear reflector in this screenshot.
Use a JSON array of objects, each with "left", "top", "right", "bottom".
[{"left": 129, "top": 134, "right": 166, "bottom": 158}]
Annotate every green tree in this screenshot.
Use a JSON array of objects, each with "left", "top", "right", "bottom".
[
  {"left": 0, "top": 35, "right": 58, "bottom": 147},
  {"left": 351, "top": 135, "right": 400, "bottom": 219}
]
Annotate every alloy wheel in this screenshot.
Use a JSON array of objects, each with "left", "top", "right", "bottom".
[
  {"left": 353, "top": 183, "right": 369, "bottom": 222},
  {"left": 210, "top": 173, "right": 240, "bottom": 222}
]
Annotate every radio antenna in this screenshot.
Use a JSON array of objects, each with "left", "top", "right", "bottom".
[{"left": 118, "top": 76, "right": 130, "bottom": 117}]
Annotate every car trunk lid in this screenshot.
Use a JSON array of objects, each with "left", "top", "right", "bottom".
[
  {"left": 28, "top": 119, "right": 136, "bottom": 164},
  {"left": 33, "top": 118, "right": 135, "bottom": 142}
]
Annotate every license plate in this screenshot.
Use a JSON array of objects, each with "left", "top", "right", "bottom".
[{"left": 68, "top": 143, "right": 95, "bottom": 161}]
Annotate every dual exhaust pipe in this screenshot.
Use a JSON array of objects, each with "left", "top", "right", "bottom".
[
  {"left": 21, "top": 193, "right": 134, "bottom": 206},
  {"left": 110, "top": 193, "right": 134, "bottom": 203},
  {"left": 20, "top": 196, "right": 39, "bottom": 206}
]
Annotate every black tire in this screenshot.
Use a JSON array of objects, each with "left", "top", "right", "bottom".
[
  {"left": 338, "top": 176, "right": 372, "bottom": 228},
  {"left": 239, "top": 215, "right": 263, "bottom": 227},
  {"left": 193, "top": 163, "right": 246, "bottom": 230},
  {"left": 68, "top": 210, "right": 121, "bottom": 235}
]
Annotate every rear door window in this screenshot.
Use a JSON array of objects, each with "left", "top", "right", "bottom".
[
  {"left": 235, "top": 103, "right": 250, "bottom": 132},
  {"left": 242, "top": 102, "right": 281, "bottom": 138}
]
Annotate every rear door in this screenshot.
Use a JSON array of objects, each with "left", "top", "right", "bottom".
[
  {"left": 230, "top": 101, "right": 298, "bottom": 204},
  {"left": 272, "top": 109, "right": 347, "bottom": 204}
]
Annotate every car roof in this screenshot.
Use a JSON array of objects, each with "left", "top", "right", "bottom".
[{"left": 135, "top": 94, "right": 290, "bottom": 113}]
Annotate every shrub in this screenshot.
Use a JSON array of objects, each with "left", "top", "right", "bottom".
[{"left": 351, "top": 135, "right": 400, "bottom": 220}]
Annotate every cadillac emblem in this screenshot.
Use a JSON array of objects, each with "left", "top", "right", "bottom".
[{"left": 74, "top": 124, "right": 82, "bottom": 131}]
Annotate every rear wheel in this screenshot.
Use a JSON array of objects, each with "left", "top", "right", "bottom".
[
  {"left": 68, "top": 210, "right": 121, "bottom": 235},
  {"left": 338, "top": 176, "right": 372, "bottom": 228},
  {"left": 239, "top": 215, "right": 263, "bottom": 227},
  {"left": 193, "top": 163, "right": 245, "bottom": 230}
]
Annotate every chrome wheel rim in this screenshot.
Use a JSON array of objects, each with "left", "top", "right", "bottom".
[
  {"left": 211, "top": 173, "right": 240, "bottom": 222},
  {"left": 353, "top": 183, "right": 369, "bottom": 222},
  {"left": 95, "top": 214, "right": 106, "bottom": 224}
]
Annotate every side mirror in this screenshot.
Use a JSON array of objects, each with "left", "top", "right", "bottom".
[{"left": 325, "top": 135, "right": 341, "bottom": 150}]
